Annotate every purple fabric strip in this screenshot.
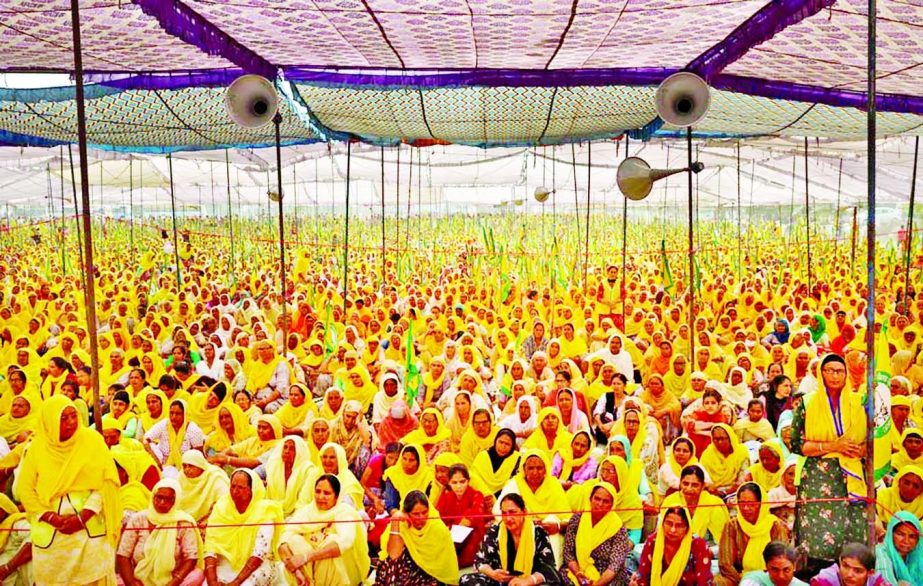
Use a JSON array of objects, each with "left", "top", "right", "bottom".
[
  {"left": 283, "top": 67, "right": 675, "bottom": 89},
  {"left": 714, "top": 74, "right": 923, "bottom": 116},
  {"left": 96, "top": 68, "right": 247, "bottom": 90},
  {"left": 688, "top": 0, "right": 836, "bottom": 81},
  {"left": 133, "top": 0, "right": 277, "bottom": 79}
]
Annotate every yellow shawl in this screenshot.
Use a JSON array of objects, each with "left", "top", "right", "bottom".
[
  {"left": 204, "top": 468, "right": 282, "bottom": 572},
  {"left": 700, "top": 423, "right": 749, "bottom": 488},
  {"left": 736, "top": 485, "right": 778, "bottom": 573},
  {"left": 661, "top": 488, "right": 729, "bottom": 542},
  {"left": 380, "top": 502, "right": 460, "bottom": 584},
  {"left": 205, "top": 403, "right": 255, "bottom": 454},
  {"left": 401, "top": 407, "right": 452, "bottom": 447},
  {"left": 134, "top": 478, "right": 203, "bottom": 586},
  {"left": 803, "top": 383, "right": 867, "bottom": 498},
  {"left": 498, "top": 517, "right": 536, "bottom": 576},
  {"left": 265, "top": 436, "right": 315, "bottom": 517},
  {"left": 877, "top": 465, "right": 923, "bottom": 525},
  {"left": 749, "top": 439, "right": 785, "bottom": 494},
  {"left": 651, "top": 508, "right": 694, "bottom": 586},
  {"left": 231, "top": 414, "right": 282, "bottom": 459},
  {"left": 521, "top": 407, "right": 573, "bottom": 457},
  {"left": 382, "top": 445, "right": 434, "bottom": 501},
  {"left": 0, "top": 494, "right": 26, "bottom": 551},
  {"left": 274, "top": 384, "right": 318, "bottom": 430},
  {"left": 892, "top": 428, "right": 923, "bottom": 472},
  {"left": 513, "top": 449, "right": 571, "bottom": 518},
  {"left": 178, "top": 450, "right": 229, "bottom": 522},
  {"left": 571, "top": 481, "right": 623, "bottom": 582}
]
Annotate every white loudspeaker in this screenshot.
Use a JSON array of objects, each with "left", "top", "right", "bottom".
[
  {"left": 226, "top": 75, "right": 279, "bottom": 129},
  {"left": 617, "top": 157, "right": 704, "bottom": 201},
  {"left": 655, "top": 72, "right": 711, "bottom": 127}
]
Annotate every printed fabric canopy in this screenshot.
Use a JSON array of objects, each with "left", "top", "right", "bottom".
[{"left": 0, "top": 0, "right": 920, "bottom": 150}]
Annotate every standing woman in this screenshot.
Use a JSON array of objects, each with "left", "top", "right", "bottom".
[
  {"left": 16, "top": 395, "right": 123, "bottom": 585},
  {"left": 791, "top": 354, "right": 867, "bottom": 574}
]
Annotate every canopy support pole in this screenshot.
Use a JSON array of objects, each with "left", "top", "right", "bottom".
[
  {"left": 129, "top": 158, "right": 134, "bottom": 257},
  {"left": 864, "top": 0, "right": 877, "bottom": 550},
  {"left": 622, "top": 136, "right": 628, "bottom": 331},
  {"left": 381, "top": 146, "right": 386, "bottom": 289},
  {"left": 584, "top": 142, "right": 591, "bottom": 294},
  {"left": 273, "top": 113, "right": 289, "bottom": 352},
  {"left": 851, "top": 206, "right": 858, "bottom": 280},
  {"left": 571, "top": 143, "right": 581, "bottom": 276},
  {"left": 67, "top": 145, "right": 86, "bottom": 285},
  {"left": 834, "top": 159, "right": 843, "bottom": 262},
  {"left": 167, "top": 154, "right": 182, "bottom": 288},
  {"left": 406, "top": 146, "right": 412, "bottom": 256},
  {"left": 687, "top": 127, "right": 696, "bottom": 364},
  {"left": 905, "top": 137, "right": 920, "bottom": 312},
  {"left": 225, "top": 151, "right": 235, "bottom": 281},
  {"left": 737, "top": 142, "right": 742, "bottom": 281},
  {"left": 69, "top": 0, "right": 102, "bottom": 432},
  {"left": 59, "top": 147, "right": 67, "bottom": 273},
  {"left": 805, "top": 138, "right": 812, "bottom": 292},
  {"left": 343, "top": 141, "right": 352, "bottom": 317},
  {"left": 395, "top": 145, "right": 400, "bottom": 266}
]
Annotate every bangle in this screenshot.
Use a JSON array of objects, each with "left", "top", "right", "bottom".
[{"left": 390, "top": 530, "right": 401, "bottom": 536}]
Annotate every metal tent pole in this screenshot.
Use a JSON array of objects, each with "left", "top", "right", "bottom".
[
  {"left": 226, "top": 151, "right": 235, "bottom": 280},
  {"left": 273, "top": 114, "right": 289, "bottom": 351},
  {"left": 904, "top": 137, "right": 919, "bottom": 312},
  {"left": 805, "top": 137, "right": 812, "bottom": 292},
  {"left": 343, "top": 142, "right": 352, "bottom": 316},
  {"left": 863, "top": 0, "right": 877, "bottom": 549},
  {"left": 69, "top": 0, "right": 102, "bottom": 431},
  {"left": 687, "top": 128, "right": 696, "bottom": 363},
  {"left": 622, "top": 136, "right": 628, "bottom": 331},
  {"left": 167, "top": 154, "right": 182, "bottom": 288}
]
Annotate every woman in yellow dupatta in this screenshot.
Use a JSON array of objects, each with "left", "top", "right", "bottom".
[
  {"left": 564, "top": 481, "right": 631, "bottom": 585},
  {"left": 497, "top": 449, "right": 571, "bottom": 562},
  {"left": 745, "top": 439, "right": 786, "bottom": 494},
  {"left": 471, "top": 428, "right": 521, "bottom": 497},
  {"left": 522, "top": 407, "right": 573, "bottom": 457},
  {"left": 715, "top": 482, "right": 790, "bottom": 586},
  {"left": 0, "top": 493, "right": 30, "bottom": 584},
  {"left": 138, "top": 389, "right": 168, "bottom": 433},
  {"left": 301, "top": 442, "right": 365, "bottom": 508},
  {"left": 16, "top": 395, "right": 122, "bottom": 585},
  {"left": 177, "top": 450, "right": 229, "bottom": 524},
  {"left": 420, "top": 356, "right": 447, "bottom": 406},
  {"left": 876, "top": 465, "right": 923, "bottom": 526},
  {"left": 204, "top": 468, "right": 283, "bottom": 586},
  {"left": 638, "top": 505, "right": 713, "bottom": 586},
  {"left": 186, "top": 380, "right": 228, "bottom": 435},
  {"left": 217, "top": 413, "right": 283, "bottom": 466},
  {"left": 401, "top": 407, "right": 452, "bottom": 463},
  {"left": 700, "top": 423, "right": 749, "bottom": 496},
  {"left": 278, "top": 473, "right": 370, "bottom": 586},
  {"left": 661, "top": 464, "right": 730, "bottom": 542},
  {"left": 204, "top": 402, "right": 256, "bottom": 455},
  {"left": 382, "top": 445, "right": 434, "bottom": 514},
  {"left": 115, "top": 478, "right": 203, "bottom": 586},
  {"left": 891, "top": 428, "right": 923, "bottom": 472},
  {"left": 378, "top": 489, "right": 459, "bottom": 585},
  {"left": 265, "top": 436, "right": 316, "bottom": 518},
  {"left": 790, "top": 353, "right": 869, "bottom": 565},
  {"left": 663, "top": 354, "right": 691, "bottom": 399},
  {"left": 275, "top": 383, "right": 318, "bottom": 434},
  {"left": 343, "top": 366, "right": 378, "bottom": 411},
  {"left": 0, "top": 394, "right": 37, "bottom": 445}
]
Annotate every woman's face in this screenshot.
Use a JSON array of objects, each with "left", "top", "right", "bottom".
[
  {"left": 501, "top": 499, "right": 524, "bottom": 534},
  {"left": 168, "top": 404, "right": 185, "bottom": 429},
  {"left": 673, "top": 440, "right": 692, "bottom": 467},
  {"left": 314, "top": 479, "right": 337, "bottom": 511},
  {"left": 257, "top": 421, "right": 276, "bottom": 441},
  {"left": 235, "top": 392, "right": 251, "bottom": 410},
  {"left": 892, "top": 521, "right": 920, "bottom": 558},
  {"left": 737, "top": 489, "right": 761, "bottom": 524},
  {"left": 623, "top": 412, "right": 640, "bottom": 439},
  {"left": 401, "top": 449, "right": 419, "bottom": 475},
  {"left": 557, "top": 391, "right": 573, "bottom": 413},
  {"left": 680, "top": 474, "right": 704, "bottom": 501},
  {"left": 518, "top": 399, "right": 532, "bottom": 422},
  {"left": 541, "top": 413, "right": 559, "bottom": 434},
  {"left": 321, "top": 447, "right": 338, "bottom": 474},
  {"left": 523, "top": 456, "right": 546, "bottom": 487},
  {"left": 648, "top": 376, "right": 664, "bottom": 396},
  {"left": 229, "top": 472, "right": 253, "bottom": 513},
  {"left": 152, "top": 487, "right": 176, "bottom": 515},
  {"left": 10, "top": 397, "right": 29, "bottom": 419},
  {"left": 511, "top": 362, "right": 524, "bottom": 378},
  {"left": 422, "top": 413, "right": 438, "bottom": 436},
  {"left": 281, "top": 439, "right": 296, "bottom": 466},
  {"left": 703, "top": 396, "right": 720, "bottom": 415},
  {"left": 182, "top": 464, "right": 203, "bottom": 479},
  {"left": 590, "top": 486, "right": 614, "bottom": 515},
  {"left": 290, "top": 388, "right": 305, "bottom": 407},
  {"left": 898, "top": 472, "right": 923, "bottom": 504},
  {"left": 449, "top": 472, "right": 469, "bottom": 498},
  {"left": 408, "top": 502, "right": 429, "bottom": 531},
  {"left": 495, "top": 434, "right": 514, "bottom": 458},
  {"left": 218, "top": 407, "right": 234, "bottom": 433},
  {"left": 662, "top": 511, "right": 690, "bottom": 545},
  {"left": 712, "top": 428, "right": 732, "bottom": 455},
  {"left": 454, "top": 394, "right": 471, "bottom": 416},
  {"left": 311, "top": 422, "right": 330, "bottom": 447},
  {"left": 571, "top": 433, "right": 590, "bottom": 459},
  {"left": 111, "top": 398, "right": 128, "bottom": 418}
]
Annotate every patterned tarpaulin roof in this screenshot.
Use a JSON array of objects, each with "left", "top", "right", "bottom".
[{"left": 0, "top": 0, "right": 920, "bottom": 150}]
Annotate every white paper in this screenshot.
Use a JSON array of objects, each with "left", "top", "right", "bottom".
[{"left": 450, "top": 524, "right": 474, "bottom": 544}]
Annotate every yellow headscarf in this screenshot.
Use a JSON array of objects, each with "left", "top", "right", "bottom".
[
  {"left": 205, "top": 403, "right": 256, "bottom": 454},
  {"left": 498, "top": 511, "right": 536, "bottom": 576},
  {"left": 382, "top": 445, "right": 434, "bottom": 502},
  {"left": 667, "top": 436, "right": 699, "bottom": 479},
  {"left": 274, "top": 383, "right": 318, "bottom": 430},
  {"left": 302, "top": 442, "right": 365, "bottom": 508},
  {"left": 661, "top": 480, "right": 730, "bottom": 542},
  {"left": 459, "top": 419, "right": 498, "bottom": 465},
  {"left": 177, "top": 450, "right": 229, "bottom": 522},
  {"left": 165, "top": 398, "right": 190, "bottom": 468},
  {"left": 265, "top": 436, "right": 315, "bottom": 516},
  {"left": 0, "top": 393, "right": 38, "bottom": 443},
  {"left": 245, "top": 342, "right": 286, "bottom": 392},
  {"left": 204, "top": 468, "right": 282, "bottom": 572},
  {"left": 571, "top": 481, "right": 623, "bottom": 583},
  {"left": 748, "top": 439, "right": 785, "bottom": 493},
  {"left": 558, "top": 430, "right": 593, "bottom": 481},
  {"left": 700, "top": 423, "right": 749, "bottom": 487},
  {"left": 662, "top": 355, "right": 690, "bottom": 398},
  {"left": 138, "top": 389, "right": 168, "bottom": 432},
  {"left": 380, "top": 498, "right": 460, "bottom": 585},
  {"left": 470, "top": 429, "right": 521, "bottom": 496},
  {"left": 0, "top": 493, "right": 26, "bottom": 552},
  {"left": 877, "top": 465, "right": 923, "bottom": 525},
  {"left": 513, "top": 449, "right": 571, "bottom": 518},
  {"left": 521, "top": 407, "right": 573, "bottom": 456},
  {"left": 16, "top": 395, "right": 122, "bottom": 546},
  {"left": 231, "top": 414, "right": 282, "bottom": 459},
  {"left": 650, "top": 507, "right": 694, "bottom": 586},
  {"left": 401, "top": 407, "right": 452, "bottom": 447},
  {"left": 134, "top": 478, "right": 203, "bottom": 586},
  {"left": 736, "top": 483, "right": 779, "bottom": 574},
  {"left": 892, "top": 428, "right": 923, "bottom": 472},
  {"left": 112, "top": 446, "right": 154, "bottom": 513}
]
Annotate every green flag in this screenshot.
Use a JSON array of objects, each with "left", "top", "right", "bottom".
[
  {"left": 661, "top": 240, "right": 674, "bottom": 292},
  {"left": 405, "top": 327, "right": 421, "bottom": 405}
]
